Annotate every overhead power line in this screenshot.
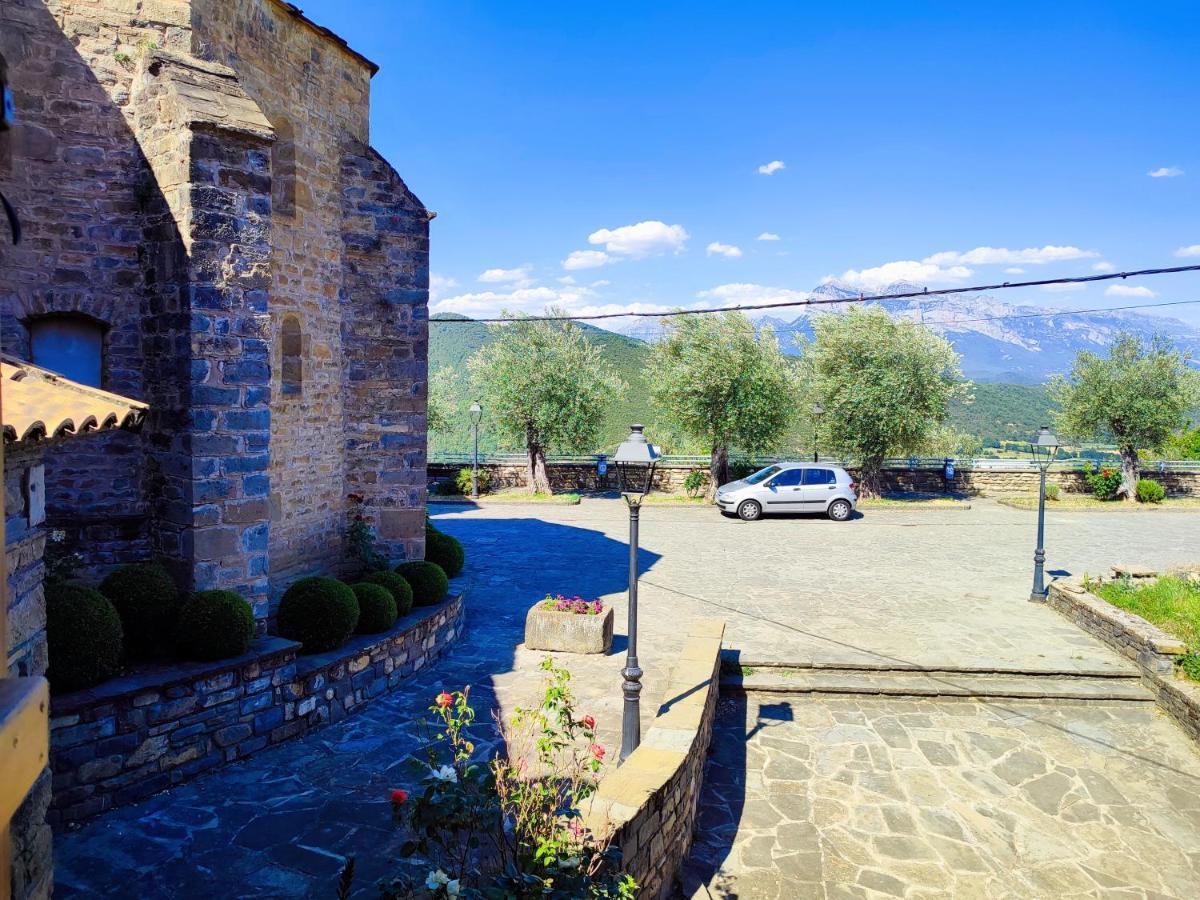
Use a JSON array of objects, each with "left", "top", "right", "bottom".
[{"left": 435, "top": 263, "right": 1200, "bottom": 324}]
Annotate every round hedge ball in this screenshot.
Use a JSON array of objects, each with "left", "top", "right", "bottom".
[
  {"left": 424, "top": 527, "right": 465, "bottom": 579},
  {"left": 362, "top": 570, "right": 413, "bottom": 617},
  {"left": 350, "top": 582, "right": 398, "bottom": 634},
  {"left": 98, "top": 562, "right": 180, "bottom": 660},
  {"left": 175, "top": 590, "right": 255, "bottom": 661},
  {"left": 395, "top": 561, "right": 449, "bottom": 607},
  {"left": 277, "top": 576, "right": 360, "bottom": 653},
  {"left": 46, "top": 583, "right": 123, "bottom": 692}
]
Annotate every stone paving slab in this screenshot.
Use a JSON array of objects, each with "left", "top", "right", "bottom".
[{"left": 685, "top": 694, "right": 1200, "bottom": 899}]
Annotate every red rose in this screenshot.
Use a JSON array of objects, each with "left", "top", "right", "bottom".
[
  {"left": 435, "top": 692, "right": 453, "bottom": 709},
  {"left": 390, "top": 788, "right": 408, "bottom": 805},
  {"left": 581, "top": 715, "right": 596, "bottom": 730},
  {"left": 590, "top": 743, "right": 606, "bottom": 760}
]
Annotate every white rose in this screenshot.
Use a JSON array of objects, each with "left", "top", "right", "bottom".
[{"left": 426, "top": 869, "right": 450, "bottom": 890}]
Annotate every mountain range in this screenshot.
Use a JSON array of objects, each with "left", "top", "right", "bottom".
[{"left": 749, "top": 280, "right": 1200, "bottom": 384}]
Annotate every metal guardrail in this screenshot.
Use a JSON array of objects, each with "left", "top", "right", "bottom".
[{"left": 428, "top": 452, "right": 1200, "bottom": 473}]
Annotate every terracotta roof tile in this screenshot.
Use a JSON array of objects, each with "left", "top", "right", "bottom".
[{"left": 1, "top": 356, "right": 148, "bottom": 445}]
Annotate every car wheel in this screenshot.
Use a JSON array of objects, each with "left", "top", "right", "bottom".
[
  {"left": 737, "top": 500, "right": 762, "bottom": 521},
  {"left": 828, "top": 499, "right": 852, "bottom": 521}
]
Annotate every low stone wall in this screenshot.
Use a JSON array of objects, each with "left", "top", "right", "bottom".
[
  {"left": 586, "top": 619, "right": 725, "bottom": 899},
  {"left": 1042, "top": 579, "right": 1200, "bottom": 745},
  {"left": 48, "top": 592, "right": 465, "bottom": 827},
  {"left": 429, "top": 462, "right": 1200, "bottom": 498}
]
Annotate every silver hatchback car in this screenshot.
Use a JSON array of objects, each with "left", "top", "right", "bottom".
[{"left": 717, "top": 463, "right": 858, "bottom": 522}]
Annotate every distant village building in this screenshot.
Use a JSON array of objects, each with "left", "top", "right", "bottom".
[{"left": 0, "top": 0, "right": 432, "bottom": 628}]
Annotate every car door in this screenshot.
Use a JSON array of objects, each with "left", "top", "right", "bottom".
[
  {"left": 761, "top": 466, "right": 805, "bottom": 512},
  {"left": 801, "top": 467, "right": 837, "bottom": 509}
]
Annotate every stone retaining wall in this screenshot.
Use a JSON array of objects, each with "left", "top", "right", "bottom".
[
  {"left": 1042, "top": 579, "right": 1200, "bottom": 745},
  {"left": 429, "top": 462, "right": 1200, "bottom": 498},
  {"left": 586, "top": 619, "right": 725, "bottom": 899},
  {"left": 48, "top": 592, "right": 464, "bottom": 827}
]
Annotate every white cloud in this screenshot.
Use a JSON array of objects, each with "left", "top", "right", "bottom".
[
  {"left": 1105, "top": 284, "right": 1156, "bottom": 298},
  {"left": 698, "top": 283, "right": 813, "bottom": 309},
  {"left": 430, "top": 273, "right": 459, "bottom": 301},
  {"left": 924, "top": 245, "right": 1099, "bottom": 266},
  {"left": 562, "top": 250, "right": 611, "bottom": 270},
  {"left": 706, "top": 241, "right": 743, "bottom": 259},
  {"left": 587, "top": 220, "right": 689, "bottom": 258},
  {"left": 433, "top": 286, "right": 564, "bottom": 316},
  {"left": 557, "top": 275, "right": 577, "bottom": 285},
  {"left": 1004, "top": 267, "right": 1025, "bottom": 275},
  {"left": 757, "top": 160, "right": 786, "bottom": 175},
  {"left": 1175, "top": 245, "right": 1200, "bottom": 258},
  {"left": 830, "top": 260, "right": 972, "bottom": 292},
  {"left": 478, "top": 264, "right": 532, "bottom": 284},
  {"left": 591, "top": 279, "right": 611, "bottom": 287},
  {"left": 757, "top": 232, "right": 781, "bottom": 241},
  {"left": 1149, "top": 166, "right": 1183, "bottom": 178},
  {"left": 1092, "top": 261, "right": 1115, "bottom": 272}
]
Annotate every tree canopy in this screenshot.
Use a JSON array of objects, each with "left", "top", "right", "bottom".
[
  {"left": 467, "top": 310, "right": 623, "bottom": 492},
  {"left": 648, "top": 311, "right": 800, "bottom": 497},
  {"left": 1052, "top": 333, "right": 1200, "bottom": 497},
  {"left": 804, "top": 306, "right": 968, "bottom": 495}
]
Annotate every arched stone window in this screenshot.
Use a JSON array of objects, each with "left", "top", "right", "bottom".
[
  {"left": 29, "top": 314, "right": 105, "bottom": 386},
  {"left": 271, "top": 117, "right": 296, "bottom": 218},
  {"left": 281, "top": 315, "right": 302, "bottom": 395}
]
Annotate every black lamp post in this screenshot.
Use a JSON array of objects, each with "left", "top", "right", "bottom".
[
  {"left": 613, "top": 424, "right": 660, "bottom": 762},
  {"left": 1029, "top": 425, "right": 1060, "bottom": 602},
  {"left": 469, "top": 402, "right": 483, "bottom": 499},
  {"left": 811, "top": 402, "right": 824, "bottom": 463}
]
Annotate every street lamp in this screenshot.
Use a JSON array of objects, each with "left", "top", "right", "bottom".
[
  {"left": 468, "top": 402, "right": 483, "bottom": 499},
  {"left": 1029, "top": 425, "right": 1059, "bottom": 602},
  {"left": 613, "top": 424, "right": 660, "bottom": 762},
  {"left": 811, "top": 402, "right": 824, "bottom": 463}
]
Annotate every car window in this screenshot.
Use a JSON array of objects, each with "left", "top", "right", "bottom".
[
  {"left": 802, "top": 468, "right": 835, "bottom": 485},
  {"left": 769, "top": 468, "right": 804, "bottom": 487},
  {"left": 744, "top": 465, "right": 781, "bottom": 485}
]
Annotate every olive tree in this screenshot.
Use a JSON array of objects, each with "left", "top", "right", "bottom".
[
  {"left": 805, "top": 306, "right": 968, "bottom": 497},
  {"left": 648, "top": 312, "right": 800, "bottom": 500},
  {"left": 467, "top": 310, "right": 623, "bottom": 493},
  {"left": 427, "top": 367, "right": 459, "bottom": 436},
  {"left": 1051, "top": 333, "right": 1199, "bottom": 499}
]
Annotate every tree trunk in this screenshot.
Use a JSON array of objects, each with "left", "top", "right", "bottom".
[
  {"left": 1117, "top": 445, "right": 1139, "bottom": 501},
  {"left": 706, "top": 444, "right": 729, "bottom": 503},
  {"left": 526, "top": 440, "right": 552, "bottom": 494},
  {"left": 857, "top": 458, "right": 884, "bottom": 499}
]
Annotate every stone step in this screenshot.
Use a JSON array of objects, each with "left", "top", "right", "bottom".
[
  {"left": 722, "top": 652, "right": 1139, "bottom": 679},
  {"left": 722, "top": 668, "right": 1152, "bottom": 702}
]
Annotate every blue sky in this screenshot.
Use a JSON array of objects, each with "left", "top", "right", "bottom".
[{"left": 302, "top": 1, "right": 1200, "bottom": 325}]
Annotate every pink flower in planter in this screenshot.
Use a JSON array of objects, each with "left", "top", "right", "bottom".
[{"left": 590, "top": 743, "right": 606, "bottom": 760}]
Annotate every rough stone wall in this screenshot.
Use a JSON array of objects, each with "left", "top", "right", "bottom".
[
  {"left": 340, "top": 144, "right": 430, "bottom": 565},
  {"left": 192, "top": 0, "right": 385, "bottom": 592},
  {"left": 586, "top": 620, "right": 725, "bottom": 899},
  {"left": 48, "top": 593, "right": 463, "bottom": 826},
  {"left": 429, "top": 461, "right": 1200, "bottom": 498},
  {"left": 4, "top": 444, "right": 48, "bottom": 680},
  {"left": 0, "top": 0, "right": 194, "bottom": 574}
]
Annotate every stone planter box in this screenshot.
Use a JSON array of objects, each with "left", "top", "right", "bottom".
[{"left": 524, "top": 604, "right": 613, "bottom": 654}]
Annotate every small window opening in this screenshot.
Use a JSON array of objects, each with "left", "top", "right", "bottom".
[
  {"left": 281, "top": 315, "right": 302, "bottom": 395},
  {"left": 29, "top": 314, "right": 104, "bottom": 386}
]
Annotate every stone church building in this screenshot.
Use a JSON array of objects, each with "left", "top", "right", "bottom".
[{"left": 0, "top": 0, "right": 431, "bottom": 626}]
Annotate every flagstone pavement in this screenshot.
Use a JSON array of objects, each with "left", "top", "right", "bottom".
[{"left": 52, "top": 499, "right": 1200, "bottom": 897}]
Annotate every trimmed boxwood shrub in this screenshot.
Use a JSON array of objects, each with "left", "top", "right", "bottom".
[
  {"left": 277, "top": 576, "right": 360, "bottom": 653},
  {"left": 395, "top": 560, "right": 449, "bottom": 607},
  {"left": 350, "top": 582, "right": 398, "bottom": 634},
  {"left": 362, "top": 570, "right": 413, "bottom": 616},
  {"left": 46, "top": 583, "right": 123, "bottom": 692},
  {"left": 424, "top": 526, "right": 464, "bottom": 578},
  {"left": 98, "top": 562, "right": 180, "bottom": 659},
  {"left": 174, "top": 590, "right": 255, "bottom": 661}
]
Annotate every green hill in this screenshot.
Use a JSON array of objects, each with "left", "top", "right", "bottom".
[{"left": 429, "top": 314, "right": 1059, "bottom": 456}]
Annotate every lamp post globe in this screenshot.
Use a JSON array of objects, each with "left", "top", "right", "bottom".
[
  {"left": 468, "top": 402, "right": 483, "bottom": 499},
  {"left": 1029, "top": 425, "right": 1060, "bottom": 602},
  {"left": 613, "top": 424, "right": 661, "bottom": 762}
]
